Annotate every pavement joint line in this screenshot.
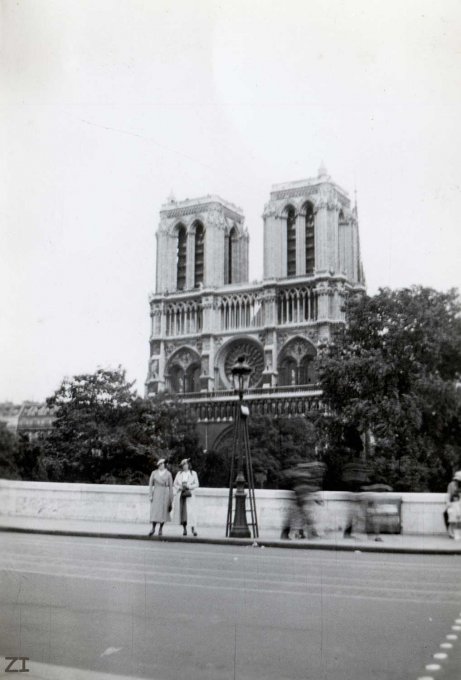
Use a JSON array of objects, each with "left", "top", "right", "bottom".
[{"left": 2, "top": 525, "right": 461, "bottom": 555}]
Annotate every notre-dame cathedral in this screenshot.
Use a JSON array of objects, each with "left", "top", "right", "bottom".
[{"left": 146, "top": 165, "right": 365, "bottom": 452}]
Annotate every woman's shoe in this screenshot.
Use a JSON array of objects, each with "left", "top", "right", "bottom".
[
  {"left": 192, "top": 530, "right": 198, "bottom": 537},
  {"left": 183, "top": 528, "right": 187, "bottom": 536},
  {"left": 158, "top": 529, "right": 163, "bottom": 537},
  {"left": 148, "top": 530, "right": 155, "bottom": 536}
]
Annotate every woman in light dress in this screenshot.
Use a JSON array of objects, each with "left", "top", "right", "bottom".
[
  {"left": 148, "top": 458, "right": 173, "bottom": 536},
  {"left": 173, "top": 458, "right": 199, "bottom": 536}
]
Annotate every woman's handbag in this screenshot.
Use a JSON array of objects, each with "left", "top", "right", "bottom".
[{"left": 181, "top": 488, "right": 192, "bottom": 498}]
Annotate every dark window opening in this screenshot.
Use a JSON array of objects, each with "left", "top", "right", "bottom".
[
  {"left": 305, "top": 203, "right": 315, "bottom": 275},
  {"left": 194, "top": 223, "right": 204, "bottom": 287},
  {"left": 286, "top": 207, "right": 296, "bottom": 277},
  {"left": 176, "top": 225, "right": 187, "bottom": 290}
]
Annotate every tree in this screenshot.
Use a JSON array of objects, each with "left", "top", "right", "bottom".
[
  {"left": 0, "top": 423, "right": 21, "bottom": 479},
  {"left": 41, "top": 367, "right": 203, "bottom": 484},
  {"left": 204, "top": 415, "right": 320, "bottom": 488},
  {"left": 319, "top": 286, "right": 461, "bottom": 491}
]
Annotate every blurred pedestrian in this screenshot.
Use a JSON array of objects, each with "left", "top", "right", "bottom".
[
  {"left": 280, "top": 463, "right": 322, "bottom": 540},
  {"left": 173, "top": 458, "right": 199, "bottom": 536},
  {"left": 447, "top": 493, "right": 461, "bottom": 539},
  {"left": 444, "top": 471, "right": 461, "bottom": 533},
  {"left": 148, "top": 458, "right": 173, "bottom": 536}
]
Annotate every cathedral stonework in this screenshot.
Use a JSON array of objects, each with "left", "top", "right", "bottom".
[{"left": 146, "top": 167, "right": 365, "bottom": 450}]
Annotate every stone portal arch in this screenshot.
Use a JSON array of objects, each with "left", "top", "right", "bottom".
[
  {"left": 165, "top": 346, "right": 201, "bottom": 394},
  {"left": 278, "top": 336, "right": 317, "bottom": 386}
]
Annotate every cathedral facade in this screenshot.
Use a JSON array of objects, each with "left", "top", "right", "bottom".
[{"left": 146, "top": 166, "right": 365, "bottom": 451}]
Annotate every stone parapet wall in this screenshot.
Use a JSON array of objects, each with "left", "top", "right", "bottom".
[{"left": 0, "top": 480, "right": 448, "bottom": 535}]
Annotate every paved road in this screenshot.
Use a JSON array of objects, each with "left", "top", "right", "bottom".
[{"left": 0, "top": 533, "right": 460, "bottom": 680}]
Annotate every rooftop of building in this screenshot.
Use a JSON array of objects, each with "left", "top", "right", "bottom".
[
  {"left": 270, "top": 164, "right": 350, "bottom": 203},
  {"left": 160, "top": 194, "right": 244, "bottom": 219}
]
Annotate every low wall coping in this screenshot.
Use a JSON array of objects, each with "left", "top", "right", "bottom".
[{"left": 0, "top": 480, "right": 447, "bottom": 503}]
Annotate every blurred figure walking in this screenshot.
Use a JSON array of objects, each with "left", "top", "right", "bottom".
[
  {"left": 444, "top": 471, "right": 461, "bottom": 535},
  {"left": 280, "top": 463, "right": 324, "bottom": 540}
]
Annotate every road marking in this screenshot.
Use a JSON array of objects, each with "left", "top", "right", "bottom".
[
  {"left": 451, "top": 625, "right": 461, "bottom": 630},
  {"left": 100, "top": 647, "right": 122, "bottom": 657},
  {"left": 0, "top": 564, "right": 458, "bottom": 605},
  {"left": 2, "top": 552, "right": 458, "bottom": 592},
  {"left": 418, "top": 611, "right": 461, "bottom": 679},
  {"left": 4, "top": 534, "right": 460, "bottom": 572},
  {"left": 1, "top": 553, "right": 460, "bottom": 599},
  {"left": 2, "top": 556, "right": 459, "bottom": 598}
]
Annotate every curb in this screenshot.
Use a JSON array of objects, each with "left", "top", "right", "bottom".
[{"left": 2, "top": 526, "right": 461, "bottom": 555}]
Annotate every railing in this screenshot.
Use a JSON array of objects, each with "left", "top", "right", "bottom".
[
  {"left": 186, "top": 393, "right": 326, "bottom": 422},
  {"left": 178, "top": 383, "right": 322, "bottom": 402}
]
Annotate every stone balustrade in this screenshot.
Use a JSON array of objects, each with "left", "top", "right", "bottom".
[{"left": 0, "top": 480, "right": 448, "bottom": 535}]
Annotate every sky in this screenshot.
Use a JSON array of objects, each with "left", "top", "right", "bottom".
[{"left": 1, "top": 0, "right": 461, "bottom": 403}]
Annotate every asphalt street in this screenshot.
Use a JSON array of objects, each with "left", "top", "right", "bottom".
[{"left": 0, "top": 532, "right": 460, "bottom": 680}]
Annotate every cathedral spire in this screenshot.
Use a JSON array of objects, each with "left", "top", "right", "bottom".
[{"left": 318, "top": 162, "right": 328, "bottom": 180}]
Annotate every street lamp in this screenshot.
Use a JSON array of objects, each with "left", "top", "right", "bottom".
[
  {"left": 226, "top": 355, "right": 259, "bottom": 539},
  {"left": 231, "top": 355, "right": 252, "bottom": 399}
]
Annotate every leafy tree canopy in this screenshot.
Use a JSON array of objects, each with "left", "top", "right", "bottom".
[
  {"left": 0, "top": 423, "right": 20, "bottom": 479},
  {"left": 41, "top": 367, "right": 203, "bottom": 484},
  {"left": 204, "top": 415, "right": 320, "bottom": 488},
  {"left": 319, "top": 286, "right": 461, "bottom": 490}
]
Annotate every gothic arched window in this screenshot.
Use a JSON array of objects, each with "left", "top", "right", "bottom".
[
  {"left": 305, "top": 202, "right": 315, "bottom": 275},
  {"left": 186, "top": 364, "right": 201, "bottom": 393},
  {"left": 227, "top": 226, "right": 238, "bottom": 284},
  {"left": 176, "top": 224, "right": 187, "bottom": 290},
  {"left": 279, "top": 357, "right": 297, "bottom": 386},
  {"left": 194, "top": 222, "right": 205, "bottom": 287},
  {"left": 286, "top": 206, "right": 296, "bottom": 277}
]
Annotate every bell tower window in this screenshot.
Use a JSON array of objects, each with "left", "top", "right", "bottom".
[
  {"left": 194, "top": 222, "right": 204, "bottom": 287},
  {"left": 286, "top": 207, "right": 296, "bottom": 277},
  {"left": 305, "top": 202, "right": 315, "bottom": 275},
  {"left": 176, "top": 225, "right": 187, "bottom": 290},
  {"left": 226, "top": 226, "right": 238, "bottom": 284}
]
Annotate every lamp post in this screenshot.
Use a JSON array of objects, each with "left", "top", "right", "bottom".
[{"left": 227, "top": 355, "right": 258, "bottom": 538}]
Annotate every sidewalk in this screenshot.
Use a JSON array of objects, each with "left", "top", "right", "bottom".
[{"left": 1, "top": 516, "right": 461, "bottom": 554}]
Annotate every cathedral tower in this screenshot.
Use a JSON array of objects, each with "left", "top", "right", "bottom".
[
  {"left": 146, "top": 169, "right": 365, "bottom": 452},
  {"left": 263, "top": 164, "right": 364, "bottom": 285},
  {"left": 155, "top": 195, "right": 249, "bottom": 293}
]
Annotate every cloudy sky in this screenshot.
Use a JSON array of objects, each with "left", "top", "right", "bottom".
[{"left": 1, "top": 0, "right": 461, "bottom": 402}]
